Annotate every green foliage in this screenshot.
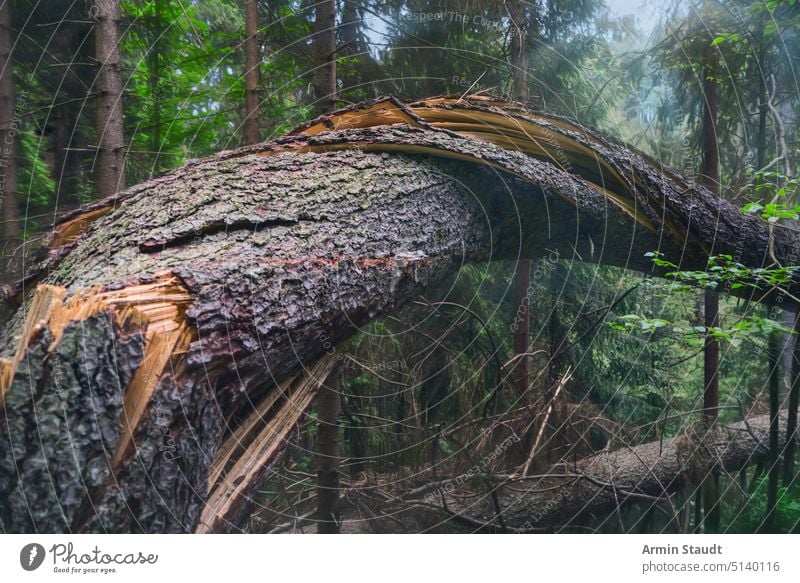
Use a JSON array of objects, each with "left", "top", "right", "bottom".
[{"left": 725, "top": 477, "right": 800, "bottom": 533}]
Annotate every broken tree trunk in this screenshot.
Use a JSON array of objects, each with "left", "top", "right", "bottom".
[
  {"left": 337, "top": 412, "right": 798, "bottom": 533},
  {"left": 0, "top": 97, "right": 797, "bottom": 533}
]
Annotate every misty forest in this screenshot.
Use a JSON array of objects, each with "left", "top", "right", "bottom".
[{"left": 0, "top": 0, "right": 799, "bottom": 534}]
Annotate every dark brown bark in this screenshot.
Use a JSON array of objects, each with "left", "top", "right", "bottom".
[
  {"left": 315, "top": 369, "right": 341, "bottom": 533},
  {"left": 51, "top": 105, "right": 80, "bottom": 209},
  {"left": 699, "top": 46, "right": 721, "bottom": 532},
  {"left": 313, "top": 0, "right": 336, "bottom": 116},
  {"left": 762, "top": 330, "right": 782, "bottom": 532},
  {"left": 148, "top": 0, "right": 163, "bottom": 172},
  {"left": 508, "top": 0, "right": 531, "bottom": 400},
  {"left": 0, "top": 0, "right": 18, "bottom": 276},
  {"left": 512, "top": 259, "right": 531, "bottom": 396},
  {"left": 700, "top": 51, "right": 720, "bottom": 425},
  {"left": 785, "top": 313, "right": 800, "bottom": 484},
  {"left": 311, "top": 13, "right": 340, "bottom": 531},
  {"left": 0, "top": 97, "right": 798, "bottom": 533},
  {"left": 243, "top": 0, "right": 260, "bottom": 145},
  {"left": 92, "top": 0, "right": 125, "bottom": 198}
]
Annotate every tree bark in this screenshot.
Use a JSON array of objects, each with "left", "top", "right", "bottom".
[
  {"left": 0, "top": 0, "right": 19, "bottom": 277},
  {"left": 313, "top": 0, "right": 336, "bottom": 116},
  {"left": 315, "top": 369, "right": 341, "bottom": 533},
  {"left": 508, "top": 0, "right": 531, "bottom": 400},
  {"left": 762, "top": 330, "right": 782, "bottom": 532},
  {"left": 92, "top": 0, "right": 125, "bottom": 198},
  {"left": 338, "top": 412, "right": 798, "bottom": 532},
  {"left": 243, "top": 0, "right": 260, "bottom": 145},
  {"left": 699, "top": 44, "right": 721, "bottom": 532},
  {"left": 785, "top": 313, "right": 800, "bottom": 484},
  {"left": 0, "top": 97, "right": 797, "bottom": 533},
  {"left": 147, "top": 0, "right": 163, "bottom": 173}
]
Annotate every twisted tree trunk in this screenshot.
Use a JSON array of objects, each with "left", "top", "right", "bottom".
[{"left": 0, "top": 97, "right": 796, "bottom": 533}]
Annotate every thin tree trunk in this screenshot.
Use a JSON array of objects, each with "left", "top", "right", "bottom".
[
  {"left": 51, "top": 105, "right": 79, "bottom": 209},
  {"left": 508, "top": 0, "right": 532, "bottom": 401},
  {"left": 699, "top": 44, "right": 721, "bottom": 532},
  {"left": 311, "top": 2, "right": 339, "bottom": 530},
  {"left": 315, "top": 369, "right": 341, "bottom": 533},
  {"left": 340, "top": 0, "right": 359, "bottom": 95},
  {"left": 147, "top": 0, "right": 163, "bottom": 172},
  {"left": 762, "top": 329, "right": 782, "bottom": 532},
  {"left": 785, "top": 313, "right": 800, "bottom": 484},
  {"left": 0, "top": 0, "right": 19, "bottom": 276},
  {"left": 513, "top": 259, "right": 531, "bottom": 396},
  {"left": 92, "top": 0, "right": 125, "bottom": 198},
  {"left": 243, "top": 0, "right": 260, "bottom": 145},
  {"left": 508, "top": 0, "right": 528, "bottom": 102},
  {"left": 313, "top": 0, "right": 336, "bottom": 116}
]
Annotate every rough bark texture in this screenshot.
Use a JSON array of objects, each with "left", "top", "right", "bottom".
[
  {"left": 0, "top": 96, "right": 798, "bottom": 533},
  {"left": 92, "top": 0, "right": 125, "bottom": 198},
  {"left": 313, "top": 0, "right": 336, "bottom": 116},
  {"left": 243, "top": 0, "right": 260, "bottom": 146},
  {"left": 337, "top": 413, "right": 798, "bottom": 533}
]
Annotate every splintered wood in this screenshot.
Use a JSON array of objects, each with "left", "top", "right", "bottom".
[
  {"left": 0, "top": 274, "right": 192, "bottom": 432},
  {"left": 290, "top": 96, "right": 653, "bottom": 230},
  {"left": 196, "top": 353, "right": 341, "bottom": 533}
]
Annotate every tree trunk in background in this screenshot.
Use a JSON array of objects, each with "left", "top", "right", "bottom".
[
  {"left": 340, "top": 0, "right": 359, "bottom": 95},
  {"left": 342, "top": 412, "right": 800, "bottom": 532},
  {"left": 785, "top": 314, "right": 800, "bottom": 484},
  {"left": 312, "top": 4, "right": 339, "bottom": 530},
  {"left": 699, "top": 45, "right": 720, "bottom": 532},
  {"left": 0, "top": 0, "right": 19, "bottom": 277},
  {"left": 51, "top": 105, "right": 79, "bottom": 209},
  {"left": 509, "top": 0, "right": 531, "bottom": 401},
  {"left": 762, "top": 330, "right": 782, "bottom": 532},
  {"left": 313, "top": 0, "right": 336, "bottom": 116},
  {"left": 508, "top": 0, "right": 528, "bottom": 103},
  {"left": 315, "top": 370, "right": 342, "bottom": 533},
  {"left": 243, "top": 0, "right": 260, "bottom": 146},
  {"left": 92, "top": 0, "right": 125, "bottom": 198},
  {"left": 148, "top": 0, "right": 163, "bottom": 172}
]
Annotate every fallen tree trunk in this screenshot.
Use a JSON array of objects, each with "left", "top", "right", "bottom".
[
  {"left": 335, "top": 412, "right": 796, "bottom": 533},
  {"left": 0, "top": 97, "right": 796, "bottom": 533}
]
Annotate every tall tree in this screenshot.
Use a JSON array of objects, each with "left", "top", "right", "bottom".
[
  {"left": 785, "top": 315, "right": 800, "bottom": 484},
  {"left": 700, "top": 43, "right": 720, "bottom": 427},
  {"left": 243, "top": 0, "right": 260, "bottom": 145},
  {"left": 0, "top": 0, "right": 18, "bottom": 275},
  {"left": 313, "top": 0, "right": 336, "bottom": 116},
  {"left": 313, "top": 0, "right": 339, "bottom": 533},
  {"left": 762, "top": 328, "right": 782, "bottom": 532},
  {"left": 509, "top": 0, "right": 532, "bottom": 403},
  {"left": 315, "top": 370, "right": 342, "bottom": 533},
  {"left": 700, "top": 38, "right": 721, "bottom": 533},
  {"left": 147, "top": 0, "right": 164, "bottom": 172},
  {"left": 92, "top": 0, "right": 125, "bottom": 198}
]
